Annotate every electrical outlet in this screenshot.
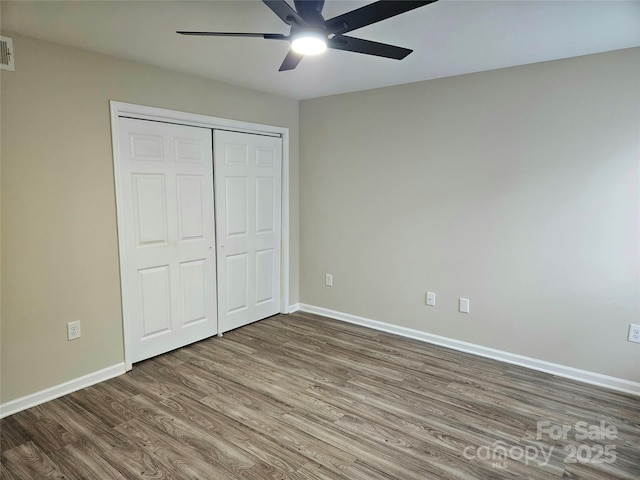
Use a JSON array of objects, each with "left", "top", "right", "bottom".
[
  {"left": 67, "top": 321, "right": 81, "bottom": 341},
  {"left": 628, "top": 324, "right": 640, "bottom": 344},
  {"left": 325, "top": 273, "right": 333, "bottom": 287},
  {"left": 426, "top": 292, "right": 436, "bottom": 306},
  {"left": 459, "top": 298, "right": 470, "bottom": 314}
]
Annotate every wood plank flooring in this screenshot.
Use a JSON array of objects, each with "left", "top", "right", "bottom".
[{"left": 2, "top": 312, "right": 639, "bottom": 479}]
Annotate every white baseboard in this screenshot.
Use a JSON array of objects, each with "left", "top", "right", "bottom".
[
  {"left": 287, "top": 303, "right": 301, "bottom": 314},
  {"left": 3, "top": 305, "right": 637, "bottom": 418},
  {"left": 297, "top": 304, "right": 640, "bottom": 396},
  {"left": 0, "top": 363, "right": 127, "bottom": 419}
]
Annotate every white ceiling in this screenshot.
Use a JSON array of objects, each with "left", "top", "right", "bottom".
[{"left": 2, "top": 0, "right": 639, "bottom": 100}]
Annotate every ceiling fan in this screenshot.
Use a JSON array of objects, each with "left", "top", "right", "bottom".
[{"left": 177, "top": 0, "right": 438, "bottom": 71}]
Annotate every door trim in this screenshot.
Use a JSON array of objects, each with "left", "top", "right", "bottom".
[{"left": 110, "top": 101, "right": 290, "bottom": 371}]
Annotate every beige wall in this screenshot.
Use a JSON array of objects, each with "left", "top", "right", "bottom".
[
  {"left": 2, "top": 34, "right": 638, "bottom": 404},
  {"left": 0, "top": 34, "right": 299, "bottom": 403},
  {"left": 300, "top": 48, "right": 640, "bottom": 382}
]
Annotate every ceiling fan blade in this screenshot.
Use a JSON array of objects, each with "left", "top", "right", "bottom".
[
  {"left": 324, "top": 0, "right": 437, "bottom": 35},
  {"left": 263, "top": 0, "right": 307, "bottom": 28},
  {"left": 177, "top": 31, "right": 288, "bottom": 40},
  {"left": 328, "top": 35, "right": 412, "bottom": 60},
  {"left": 279, "top": 49, "right": 304, "bottom": 71}
]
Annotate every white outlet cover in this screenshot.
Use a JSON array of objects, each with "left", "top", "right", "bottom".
[
  {"left": 459, "top": 298, "right": 470, "bottom": 313},
  {"left": 67, "top": 321, "right": 81, "bottom": 340},
  {"left": 426, "top": 292, "right": 436, "bottom": 306}
]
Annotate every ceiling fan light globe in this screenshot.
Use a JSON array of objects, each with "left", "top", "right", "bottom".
[{"left": 291, "top": 33, "right": 327, "bottom": 55}]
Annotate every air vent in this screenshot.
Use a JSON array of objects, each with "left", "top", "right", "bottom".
[{"left": 0, "top": 36, "right": 15, "bottom": 71}]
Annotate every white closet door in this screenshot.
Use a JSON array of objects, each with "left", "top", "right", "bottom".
[
  {"left": 214, "top": 130, "right": 282, "bottom": 333},
  {"left": 118, "top": 118, "right": 217, "bottom": 363}
]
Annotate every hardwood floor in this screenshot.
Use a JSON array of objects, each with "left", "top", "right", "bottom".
[{"left": 2, "top": 311, "right": 639, "bottom": 479}]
